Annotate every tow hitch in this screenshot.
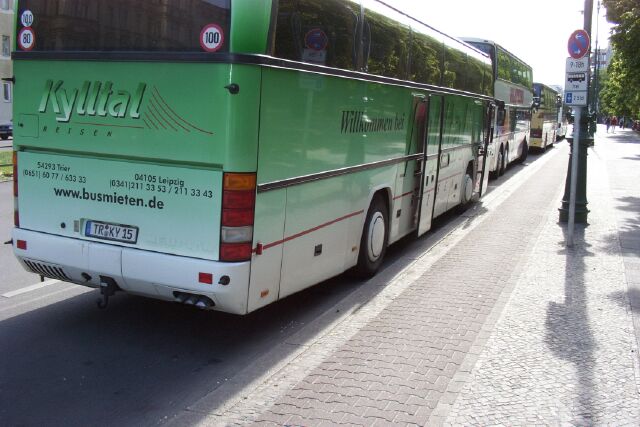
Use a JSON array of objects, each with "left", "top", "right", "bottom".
[{"left": 96, "top": 276, "right": 120, "bottom": 309}]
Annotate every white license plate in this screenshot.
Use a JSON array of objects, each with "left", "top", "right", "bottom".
[{"left": 85, "top": 220, "right": 138, "bottom": 244}]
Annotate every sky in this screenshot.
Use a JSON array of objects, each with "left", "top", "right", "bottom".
[{"left": 391, "top": 0, "right": 615, "bottom": 88}]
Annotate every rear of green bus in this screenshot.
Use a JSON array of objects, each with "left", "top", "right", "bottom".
[{"left": 12, "top": 0, "right": 271, "bottom": 314}]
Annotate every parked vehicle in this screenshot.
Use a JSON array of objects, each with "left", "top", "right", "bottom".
[
  {"left": 11, "top": 0, "right": 494, "bottom": 314},
  {"left": 0, "top": 120, "right": 12, "bottom": 140}
]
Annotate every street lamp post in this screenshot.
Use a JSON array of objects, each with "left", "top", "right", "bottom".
[{"left": 559, "top": 0, "right": 593, "bottom": 224}]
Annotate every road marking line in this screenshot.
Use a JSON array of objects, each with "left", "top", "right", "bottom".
[
  {"left": 0, "top": 286, "right": 88, "bottom": 317},
  {"left": 2, "top": 279, "right": 60, "bottom": 298}
]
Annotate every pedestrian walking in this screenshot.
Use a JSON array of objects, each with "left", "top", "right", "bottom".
[
  {"left": 612, "top": 115, "right": 618, "bottom": 133},
  {"left": 605, "top": 116, "right": 611, "bottom": 133}
]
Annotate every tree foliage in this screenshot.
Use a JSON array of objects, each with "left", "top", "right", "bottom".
[{"left": 599, "top": 0, "right": 640, "bottom": 117}]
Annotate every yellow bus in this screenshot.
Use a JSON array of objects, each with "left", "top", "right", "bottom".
[{"left": 531, "top": 83, "right": 560, "bottom": 150}]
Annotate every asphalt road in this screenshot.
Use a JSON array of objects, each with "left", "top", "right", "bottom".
[
  {"left": 0, "top": 146, "right": 559, "bottom": 426},
  {"left": 0, "top": 136, "right": 12, "bottom": 151},
  {"left": 0, "top": 180, "right": 40, "bottom": 294}
]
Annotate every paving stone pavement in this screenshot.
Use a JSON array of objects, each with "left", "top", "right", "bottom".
[
  {"left": 443, "top": 127, "right": 640, "bottom": 425},
  {"left": 194, "top": 148, "right": 570, "bottom": 425},
  {"left": 189, "top": 128, "right": 640, "bottom": 426}
]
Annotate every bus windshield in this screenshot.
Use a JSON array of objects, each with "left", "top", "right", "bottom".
[
  {"left": 466, "top": 41, "right": 494, "bottom": 58},
  {"left": 533, "top": 83, "right": 542, "bottom": 98},
  {"left": 16, "top": 0, "right": 231, "bottom": 52}
]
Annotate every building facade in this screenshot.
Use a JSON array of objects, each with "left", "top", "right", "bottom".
[
  {"left": 0, "top": 0, "right": 13, "bottom": 126},
  {"left": 593, "top": 45, "right": 613, "bottom": 72}
]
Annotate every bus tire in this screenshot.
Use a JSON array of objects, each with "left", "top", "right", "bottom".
[
  {"left": 491, "top": 147, "right": 503, "bottom": 179},
  {"left": 353, "top": 195, "right": 389, "bottom": 278},
  {"left": 519, "top": 139, "right": 528, "bottom": 163},
  {"left": 489, "top": 163, "right": 499, "bottom": 180},
  {"left": 498, "top": 146, "right": 506, "bottom": 176},
  {"left": 457, "top": 163, "right": 475, "bottom": 213}
]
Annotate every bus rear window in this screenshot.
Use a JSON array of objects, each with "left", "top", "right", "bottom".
[{"left": 15, "top": 0, "right": 231, "bottom": 52}]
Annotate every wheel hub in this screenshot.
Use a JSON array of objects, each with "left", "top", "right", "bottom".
[
  {"left": 463, "top": 174, "right": 473, "bottom": 203},
  {"left": 368, "top": 212, "right": 385, "bottom": 261}
]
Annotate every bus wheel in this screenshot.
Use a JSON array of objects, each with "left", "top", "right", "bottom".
[
  {"left": 490, "top": 148, "right": 503, "bottom": 179},
  {"left": 457, "top": 164, "right": 474, "bottom": 212},
  {"left": 354, "top": 195, "right": 389, "bottom": 277},
  {"left": 519, "top": 140, "right": 528, "bottom": 163},
  {"left": 504, "top": 145, "right": 510, "bottom": 169},
  {"left": 498, "top": 147, "right": 506, "bottom": 176}
]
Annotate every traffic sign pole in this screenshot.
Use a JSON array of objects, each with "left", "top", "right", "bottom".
[
  {"left": 559, "top": 14, "right": 592, "bottom": 238},
  {"left": 567, "top": 109, "right": 580, "bottom": 247}
]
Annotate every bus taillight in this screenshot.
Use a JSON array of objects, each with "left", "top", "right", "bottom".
[
  {"left": 220, "top": 242, "right": 253, "bottom": 262},
  {"left": 13, "top": 151, "right": 19, "bottom": 227},
  {"left": 220, "top": 173, "right": 256, "bottom": 262}
]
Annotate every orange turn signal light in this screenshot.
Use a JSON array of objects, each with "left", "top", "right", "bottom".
[{"left": 223, "top": 173, "right": 256, "bottom": 191}]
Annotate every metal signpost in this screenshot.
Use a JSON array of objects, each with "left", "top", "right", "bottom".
[{"left": 564, "top": 30, "right": 590, "bottom": 247}]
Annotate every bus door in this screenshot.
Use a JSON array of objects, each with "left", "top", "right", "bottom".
[
  {"left": 475, "top": 102, "right": 494, "bottom": 197},
  {"left": 417, "top": 95, "right": 443, "bottom": 236},
  {"left": 432, "top": 97, "right": 452, "bottom": 219},
  {"left": 394, "top": 95, "right": 426, "bottom": 236}
]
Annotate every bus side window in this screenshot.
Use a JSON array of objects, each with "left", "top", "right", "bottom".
[
  {"left": 363, "top": 4, "right": 411, "bottom": 79},
  {"left": 497, "top": 108, "right": 506, "bottom": 127},
  {"left": 273, "top": 0, "right": 359, "bottom": 70},
  {"left": 409, "top": 26, "right": 443, "bottom": 86},
  {"left": 466, "top": 55, "right": 484, "bottom": 95},
  {"left": 443, "top": 46, "right": 467, "bottom": 91}
]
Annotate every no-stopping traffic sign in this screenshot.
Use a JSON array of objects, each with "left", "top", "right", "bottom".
[{"left": 567, "top": 29, "right": 590, "bottom": 59}]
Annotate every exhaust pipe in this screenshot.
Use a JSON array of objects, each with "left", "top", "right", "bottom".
[
  {"left": 173, "top": 292, "right": 215, "bottom": 310},
  {"left": 195, "top": 298, "right": 214, "bottom": 309}
]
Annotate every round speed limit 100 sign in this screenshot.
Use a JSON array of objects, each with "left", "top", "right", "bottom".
[
  {"left": 21, "top": 10, "right": 34, "bottom": 27},
  {"left": 18, "top": 27, "right": 35, "bottom": 51},
  {"left": 200, "top": 24, "right": 224, "bottom": 53}
]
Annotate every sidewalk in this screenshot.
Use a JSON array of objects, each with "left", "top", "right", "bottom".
[{"left": 188, "top": 128, "right": 640, "bottom": 425}]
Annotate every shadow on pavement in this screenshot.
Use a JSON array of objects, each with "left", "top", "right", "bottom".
[
  {"left": 0, "top": 272, "right": 368, "bottom": 426},
  {"left": 608, "top": 288, "right": 640, "bottom": 315},
  {"left": 0, "top": 142, "right": 557, "bottom": 426},
  {"left": 0, "top": 208, "right": 467, "bottom": 426},
  {"left": 606, "top": 195, "right": 640, "bottom": 315},
  {"left": 606, "top": 196, "right": 640, "bottom": 257},
  {"left": 602, "top": 131, "right": 640, "bottom": 144},
  {"left": 545, "top": 225, "right": 599, "bottom": 423},
  {"left": 614, "top": 196, "right": 640, "bottom": 214}
]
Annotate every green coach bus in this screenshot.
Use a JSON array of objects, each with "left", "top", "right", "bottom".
[{"left": 11, "top": 0, "right": 494, "bottom": 314}]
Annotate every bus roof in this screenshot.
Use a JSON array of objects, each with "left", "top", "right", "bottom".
[
  {"left": 377, "top": 1, "right": 491, "bottom": 65},
  {"left": 534, "top": 82, "right": 560, "bottom": 94},
  {"left": 459, "top": 37, "right": 532, "bottom": 71}
]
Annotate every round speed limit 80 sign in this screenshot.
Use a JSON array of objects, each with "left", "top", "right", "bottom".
[
  {"left": 18, "top": 27, "right": 35, "bottom": 51},
  {"left": 200, "top": 24, "right": 224, "bottom": 53}
]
